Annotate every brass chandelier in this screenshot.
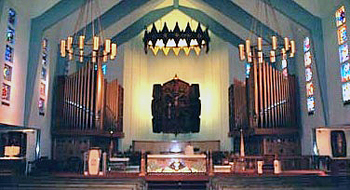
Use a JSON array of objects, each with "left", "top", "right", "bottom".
[
  {"left": 60, "top": 0, "right": 117, "bottom": 63},
  {"left": 143, "top": 22, "right": 210, "bottom": 56},
  {"left": 238, "top": 0, "right": 296, "bottom": 65},
  {"left": 239, "top": 36, "right": 295, "bottom": 64}
]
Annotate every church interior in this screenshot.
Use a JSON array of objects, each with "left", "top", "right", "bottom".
[{"left": 1, "top": 0, "right": 350, "bottom": 189}]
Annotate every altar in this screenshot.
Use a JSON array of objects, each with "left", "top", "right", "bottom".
[{"left": 147, "top": 154, "right": 207, "bottom": 173}]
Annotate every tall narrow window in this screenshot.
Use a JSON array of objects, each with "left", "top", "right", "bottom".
[
  {"left": 304, "top": 37, "right": 315, "bottom": 114},
  {"left": 336, "top": 6, "right": 350, "bottom": 104},
  {"left": 39, "top": 38, "right": 48, "bottom": 116},
  {"left": 2, "top": 8, "right": 16, "bottom": 106}
]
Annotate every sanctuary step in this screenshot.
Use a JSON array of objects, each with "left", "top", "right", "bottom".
[
  {"left": 209, "top": 176, "right": 350, "bottom": 189},
  {"left": 147, "top": 181, "right": 208, "bottom": 190},
  {"left": 0, "top": 176, "right": 146, "bottom": 190}
]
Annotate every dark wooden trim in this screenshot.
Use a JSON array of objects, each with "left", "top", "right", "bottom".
[
  {"left": 52, "top": 129, "right": 124, "bottom": 138},
  {"left": 228, "top": 127, "right": 298, "bottom": 137}
]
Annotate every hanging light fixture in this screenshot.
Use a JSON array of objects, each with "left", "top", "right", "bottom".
[
  {"left": 239, "top": 36, "right": 295, "bottom": 64},
  {"left": 143, "top": 22, "right": 210, "bottom": 56},
  {"left": 238, "top": 1, "right": 296, "bottom": 65},
  {"left": 60, "top": 0, "right": 117, "bottom": 63}
]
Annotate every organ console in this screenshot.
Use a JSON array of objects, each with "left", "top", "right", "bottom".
[
  {"left": 52, "top": 62, "right": 124, "bottom": 162},
  {"left": 229, "top": 57, "right": 300, "bottom": 156}
]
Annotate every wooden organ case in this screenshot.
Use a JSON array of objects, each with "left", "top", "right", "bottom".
[
  {"left": 52, "top": 62, "right": 124, "bottom": 162},
  {"left": 229, "top": 60, "right": 300, "bottom": 156}
]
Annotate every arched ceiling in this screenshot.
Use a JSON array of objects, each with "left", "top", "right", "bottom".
[
  {"left": 40, "top": 0, "right": 317, "bottom": 45},
  {"left": 24, "top": 0, "right": 325, "bottom": 125}
]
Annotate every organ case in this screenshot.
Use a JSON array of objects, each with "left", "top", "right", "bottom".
[
  {"left": 229, "top": 60, "right": 300, "bottom": 156},
  {"left": 52, "top": 62, "right": 124, "bottom": 161}
]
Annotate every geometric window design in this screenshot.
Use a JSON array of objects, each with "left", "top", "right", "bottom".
[
  {"left": 41, "top": 67, "right": 47, "bottom": 80},
  {"left": 6, "top": 27, "right": 15, "bottom": 44},
  {"left": 341, "top": 62, "right": 350, "bottom": 82},
  {"left": 5, "top": 45, "right": 14, "bottom": 63},
  {"left": 342, "top": 82, "right": 350, "bottom": 103},
  {"left": 39, "top": 38, "right": 48, "bottom": 116},
  {"left": 304, "top": 37, "right": 315, "bottom": 115},
  {"left": 2, "top": 83, "right": 11, "bottom": 102},
  {"left": 38, "top": 98, "right": 45, "bottom": 116},
  {"left": 2, "top": 8, "right": 17, "bottom": 106},
  {"left": 337, "top": 25, "right": 347, "bottom": 45},
  {"left": 336, "top": 6, "right": 346, "bottom": 27},
  {"left": 3, "top": 64, "right": 12, "bottom": 81},
  {"left": 8, "top": 8, "right": 16, "bottom": 26},
  {"left": 40, "top": 82, "right": 46, "bottom": 96},
  {"left": 335, "top": 6, "right": 350, "bottom": 104},
  {"left": 339, "top": 44, "right": 349, "bottom": 63}
]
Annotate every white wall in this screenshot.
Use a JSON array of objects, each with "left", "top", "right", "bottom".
[
  {"left": 121, "top": 33, "right": 231, "bottom": 150},
  {"left": 290, "top": 0, "right": 350, "bottom": 154},
  {"left": 320, "top": 0, "right": 350, "bottom": 126},
  {"left": 0, "top": 0, "right": 30, "bottom": 126}
]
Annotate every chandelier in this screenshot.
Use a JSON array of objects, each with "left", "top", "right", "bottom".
[
  {"left": 238, "top": 1, "right": 296, "bottom": 65},
  {"left": 239, "top": 36, "right": 295, "bottom": 64},
  {"left": 60, "top": 0, "right": 117, "bottom": 63},
  {"left": 143, "top": 22, "right": 210, "bottom": 56}
]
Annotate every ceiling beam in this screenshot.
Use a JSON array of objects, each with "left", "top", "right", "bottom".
[
  {"left": 199, "top": 0, "right": 283, "bottom": 43},
  {"left": 260, "top": 0, "right": 329, "bottom": 126},
  {"left": 77, "top": 0, "right": 152, "bottom": 41},
  {"left": 24, "top": 0, "right": 87, "bottom": 126},
  {"left": 111, "top": 6, "right": 174, "bottom": 45},
  {"left": 178, "top": 6, "right": 244, "bottom": 46},
  {"left": 258, "top": 0, "right": 320, "bottom": 30},
  {"left": 107, "top": 5, "right": 243, "bottom": 48},
  {"left": 24, "top": 0, "right": 151, "bottom": 126}
]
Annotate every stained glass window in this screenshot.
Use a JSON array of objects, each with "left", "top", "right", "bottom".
[
  {"left": 2, "top": 8, "right": 16, "bottom": 106},
  {"left": 5, "top": 45, "right": 13, "bottom": 62},
  {"left": 6, "top": 27, "right": 15, "bottom": 44},
  {"left": 339, "top": 43, "right": 349, "bottom": 63},
  {"left": 3, "top": 64, "right": 12, "bottom": 81},
  {"left": 304, "top": 37, "right": 315, "bottom": 115},
  {"left": 245, "top": 63, "right": 251, "bottom": 78},
  {"left": 281, "top": 60, "right": 287, "bottom": 69},
  {"left": 8, "top": 8, "right": 16, "bottom": 26},
  {"left": 2, "top": 83, "right": 11, "bottom": 101},
  {"left": 337, "top": 25, "right": 347, "bottom": 45},
  {"left": 42, "top": 38, "right": 48, "bottom": 51},
  {"left": 306, "top": 82, "right": 314, "bottom": 97},
  {"left": 40, "top": 82, "right": 46, "bottom": 96},
  {"left": 41, "top": 67, "right": 47, "bottom": 80},
  {"left": 342, "top": 82, "right": 350, "bottom": 103},
  {"left": 38, "top": 98, "right": 45, "bottom": 115},
  {"left": 336, "top": 6, "right": 346, "bottom": 27},
  {"left": 305, "top": 67, "right": 313, "bottom": 82},
  {"left": 304, "top": 37, "right": 310, "bottom": 52},
  {"left": 341, "top": 62, "right": 350, "bottom": 82},
  {"left": 336, "top": 6, "right": 350, "bottom": 104},
  {"left": 304, "top": 51, "right": 312, "bottom": 67},
  {"left": 307, "top": 97, "right": 315, "bottom": 113},
  {"left": 42, "top": 52, "right": 47, "bottom": 65},
  {"left": 102, "top": 64, "right": 107, "bottom": 75},
  {"left": 39, "top": 38, "right": 48, "bottom": 116}
]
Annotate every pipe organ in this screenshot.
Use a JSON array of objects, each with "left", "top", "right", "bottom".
[
  {"left": 52, "top": 62, "right": 123, "bottom": 161},
  {"left": 229, "top": 60, "right": 300, "bottom": 156}
]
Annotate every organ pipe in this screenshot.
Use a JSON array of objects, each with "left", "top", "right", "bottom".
[
  {"left": 58, "top": 61, "right": 123, "bottom": 133},
  {"left": 229, "top": 51, "right": 297, "bottom": 130}
]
